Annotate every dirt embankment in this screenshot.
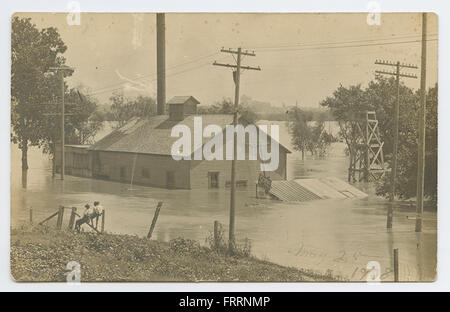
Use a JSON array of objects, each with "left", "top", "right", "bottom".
[{"left": 10, "top": 225, "right": 343, "bottom": 282}]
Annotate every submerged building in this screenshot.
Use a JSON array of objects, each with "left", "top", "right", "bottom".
[{"left": 55, "top": 96, "right": 290, "bottom": 189}]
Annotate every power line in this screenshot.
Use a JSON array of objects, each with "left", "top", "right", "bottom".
[
  {"left": 246, "top": 33, "right": 438, "bottom": 50},
  {"left": 86, "top": 36, "right": 437, "bottom": 98},
  {"left": 253, "top": 38, "right": 438, "bottom": 53},
  {"left": 87, "top": 52, "right": 219, "bottom": 96},
  {"left": 88, "top": 36, "right": 436, "bottom": 96},
  {"left": 86, "top": 52, "right": 220, "bottom": 96},
  {"left": 89, "top": 58, "right": 222, "bottom": 97},
  {"left": 247, "top": 32, "right": 436, "bottom": 49}
]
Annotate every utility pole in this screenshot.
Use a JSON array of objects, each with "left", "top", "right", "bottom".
[
  {"left": 42, "top": 100, "right": 76, "bottom": 178},
  {"left": 213, "top": 48, "right": 260, "bottom": 254},
  {"left": 416, "top": 13, "right": 428, "bottom": 233},
  {"left": 60, "top": 69, "right": 65, "bottom": 180},
  {"left": 48, "top": 65, "right": 73, "bottom": 180},
  {"left": 156, "top": 13, "right": 166, "bottom": 115},
  {"left": 375, "top": 60, "right": 417, "bottom": 228}
]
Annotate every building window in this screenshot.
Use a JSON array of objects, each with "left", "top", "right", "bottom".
[
  {"left": 142, "top": 168, "right": 150, "bottom": 178},
  {"left": 208, "top": 172, "right": 219, "bottom": 188},
  {"left": 236, "top": 180, "right": 248, "bottom": 187},
  {"left": 225, "top": 180, "right": 248, "bottom": 188},
  {"left": 166, "top": 171, "right": 175, "bottom": 189}
]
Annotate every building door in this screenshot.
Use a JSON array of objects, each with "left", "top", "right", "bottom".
[
  {"left": 120, "top": 166, "right": 126, "bottom": 182},
  {"left": 208, "top": 172, "right": 219, "bottom": 188},
  {"left": 166, "top": 171, "right": 175, "bottom": 189}
]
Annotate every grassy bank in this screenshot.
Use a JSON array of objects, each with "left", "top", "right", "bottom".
[{"left": 11, "top": 225, "right": 343, "bottom": 282}]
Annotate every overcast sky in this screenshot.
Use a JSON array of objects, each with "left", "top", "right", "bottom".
[{"left": 16, "top": 12, "right": 438, "bottom": 108}]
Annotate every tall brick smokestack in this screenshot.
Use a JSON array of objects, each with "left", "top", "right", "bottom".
[{"left": 156, "top": 13, "right": 166, "bottom": 115}]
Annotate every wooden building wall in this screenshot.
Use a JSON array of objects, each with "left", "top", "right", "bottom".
[
  {"left": 190, "top": 159, "right": 258, "bottom": 189},
  {"left": 55, "top": 130, "right": 288, "bottom": 190},
  {"left": 92, "top": 151, "right": 191, "bottom": 189},
  {"left": 189, "top": 131, "right": 288, "bottom": 189},
  {"left": 55, "top": 145, "right": 92, "bottom": 178},
  {"left": 183, "top": 98, "right": 198, "bottom": 114}
]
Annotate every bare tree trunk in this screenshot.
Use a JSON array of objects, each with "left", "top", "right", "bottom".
[
  {"left": 52, "top": 142, "right": 56, "bottom": 178},
  {"left": 21, "top": 138, "right": 28, "bottom": 189},
  {"left": 52, "top": 155, "right": 55, "bottom": 178},
  {"left": 339, "top": 122, "right": 354, "bottom": 182},
  {"left": 348, "top": 148, "right": 353, "bottom": 182}
]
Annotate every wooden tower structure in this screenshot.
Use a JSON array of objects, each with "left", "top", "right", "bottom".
[{"left": 348, "top": 111, "right": 386, "bottom": 182}]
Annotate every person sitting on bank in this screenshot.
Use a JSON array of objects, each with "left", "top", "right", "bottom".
[
  {"left": 92, "top": 201, "right": 104, "bottom": 229},
  {"left": 75, "top": 204, "right": 95, "bottom": 232}
]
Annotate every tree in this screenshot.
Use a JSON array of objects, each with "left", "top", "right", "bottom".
[
  {"left": 198, "top": 98, "right": 258, "bottom": 125},
  {"left": 321, "top": 76, "right": 417, "bottom": 160},
  {"left": 287, "top": 107, "right": 313, "bottom": 160},
  {"left": 365, "top": 76, "right": 417, "bottom": 156},
  {"left": 108, "top": 91, "right": 127, "bottom": 127},
  {"left": 65, "top": 89, "right": 102, "bottom": 144},
  {"left": 133, "top": 95, "right": 157, "bottom": 117},
  {"left": 375, "top": 84, "right": 437, "bottom": 202},
  {"left": 108, "top": 92, "right": 156, "bottom": 128},
  {"left": 39, "top": 87, "right": 102, "bottom": 176},
  {"left": 320, "top": 84, "right": 368, "bottom": 164},
  {"left": 11, "top": 16, "right": 68, "bottom": 188},
  {"left": 321, "top": 76, "right": 437, "bottom": 202},
  {"left": 77, "top": 109, "right": 104, "bottom": 145},
  {"left": 308, "top": 114, "right": 334, "bottom": 157}
]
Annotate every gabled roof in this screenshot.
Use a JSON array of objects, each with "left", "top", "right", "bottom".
[
  {"left": 167, "top": 95, "right": 200, "bottom": 105},
  {"left": 89, "top": 115, "right": 232, "bottom": 156},
  {"left": 89, "top": 114, "right": 291, "bottom": 156}
]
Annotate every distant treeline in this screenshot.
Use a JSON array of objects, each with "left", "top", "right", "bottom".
[{"left": 256, "top": 109, "right": 334, "bottom": 122}]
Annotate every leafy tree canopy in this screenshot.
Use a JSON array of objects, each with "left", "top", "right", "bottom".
[
  {"left": 320, "top": 76, "right": 437, "bottom": 202},
  {"left": 107, "top": 92, "right": 156, "bottom": 128},
  {"left": 198, "top": 98, "right": 258, "bottom": 125}
]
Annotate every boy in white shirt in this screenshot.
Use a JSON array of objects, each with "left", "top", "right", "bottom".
[
  {"left": 75, "top": 204, "right": 95, "bottom": 232},
  {"left": 93, "top": 201, "right": 104, "bottom": 229}
]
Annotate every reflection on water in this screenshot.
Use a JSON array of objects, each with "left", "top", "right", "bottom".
[{"left": 10, "top": 127, "right": 437, "bottom": 281}]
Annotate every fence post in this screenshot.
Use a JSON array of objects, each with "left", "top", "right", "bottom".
[
  {"left": 101, "top": 210, "right": 105, "bottom": 233},
  {"left": 394, "top": 248, "right": 399, "bottom": 282},
  {"left": 29, "top": 207, "right": 33, "bottom": 224},
  {"left": 68, "top": 207, "right": 77, "bottom": 230},
  {"left": 38, "top": 210, "right": 60, "bottom": 225},
  {"left": 56, "top": 206, "right": 64, "bottom": 230},
  {"left": 214, "top": 220, "right": 220, "bottom": 249},
  {"left": 147, "top": 201, "right": 163, "bottom": 239}
]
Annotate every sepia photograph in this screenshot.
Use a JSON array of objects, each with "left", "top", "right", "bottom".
[{"left": 10, "top": 11, "right": 438, "bottom": 283}]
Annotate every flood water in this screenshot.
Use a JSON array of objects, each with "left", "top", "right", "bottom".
[{"left": 10, "top": 121, "right": 437, "bottom": 281}]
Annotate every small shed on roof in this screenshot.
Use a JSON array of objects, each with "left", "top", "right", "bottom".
[{"left": 167, "top": 96, "right": 200, "bottom": 119}]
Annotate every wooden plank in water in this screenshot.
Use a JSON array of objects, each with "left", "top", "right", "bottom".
[
  {"left": 319, "top": 177, "right": 368, "bottom": 198},
  {"left": 294, "top": 179, "right": 347, "bottom": 199},
  {"left": 269, "top": 177, "right": 367, "bottom": 202},
  {"left": 269, "top": 180, "right": 321, "bottom": 202}
]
